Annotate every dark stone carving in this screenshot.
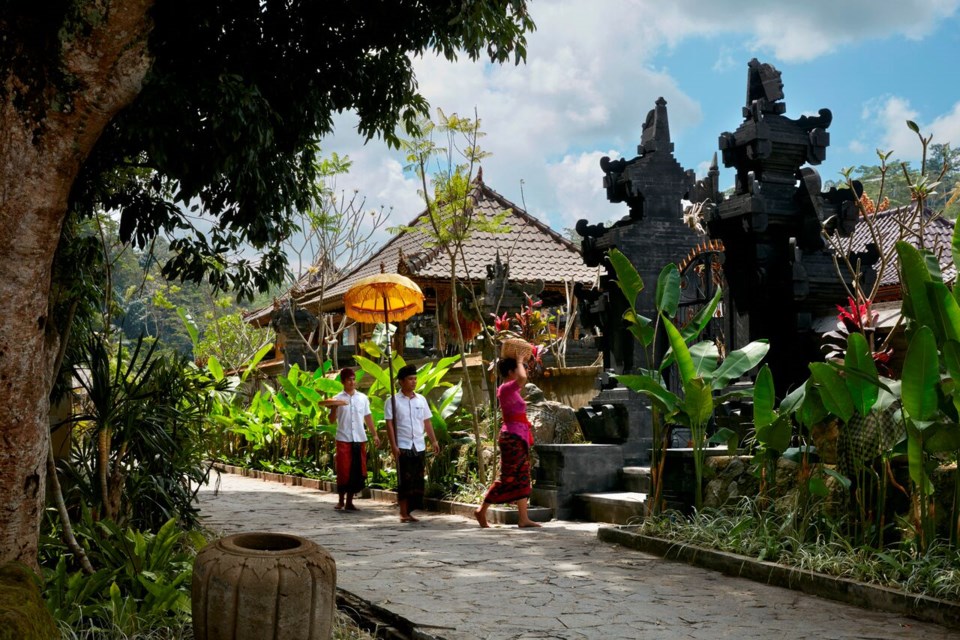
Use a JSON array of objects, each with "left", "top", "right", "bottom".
[
  {"left": 571, "top": 59, "right": 881, "bottom": 465},
  {"left": 697, "top": 58, "right": 873, "bottom": 392},
  {"left": 572, "top": 98, "right": 701, "bottom": 463},
  {"left": 482, "top": 250, "right": 543, "bottom": 315},
  {"left": 271, "top": 301, "right": 319, "bottom": 372}
]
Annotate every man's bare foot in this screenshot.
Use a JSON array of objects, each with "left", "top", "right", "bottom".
[
  {"left": 473, "top": 509, "right": 490, "bottom": 528},
  {"left": 345, "top": 504, "right": 358, "bottom": 511},
  {"left": 334, "top": 504, "right": 344, "bottom": 510},
  {"left": 518, "top": 520, "right": 542, "bottom": 528},
  {"left": 400, "top": 515, "right": 419, "bottom": 523}
]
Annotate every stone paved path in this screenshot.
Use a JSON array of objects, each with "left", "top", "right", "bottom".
[{"left": 198, "top": 474, "right": 960, "bottom": 640}]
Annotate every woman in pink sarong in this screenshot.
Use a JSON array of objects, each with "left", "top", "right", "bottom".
[{"left": 474, "top": 357, "right": 542, "bottom": 528}]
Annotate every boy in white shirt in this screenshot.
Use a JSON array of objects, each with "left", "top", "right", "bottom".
[
  {"left": 384, "top": 364, "right": 440, "bottom": 522},
  {"left": 328, "top": 367, "right": 379, "bottom": 511}
]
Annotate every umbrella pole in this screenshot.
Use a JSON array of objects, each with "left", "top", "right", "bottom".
[{"left": 385, "top": 296, "right": 399, "bottom": 456}]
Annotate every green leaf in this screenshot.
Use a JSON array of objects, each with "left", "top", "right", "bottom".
[
  {"left": 823, "top": 467, "right": 852, "bottom": 490},
  {"left": 206, "top": 356, "right": 224, "bottom": 382},
  {"left": 710, "top": 341, "right": 769, "bottom": 390},
  {"left": 844, "top": 333, "right": 879, "bottom": 416},
  {"left": 927, "top": 281, "right": 960, "bottom": 343},
  {"left": 783, "top": 445, "right": 817, "bottom": 462},
  {"left": 753, "top": 365, "right": 776, "bottom": 429},
  {"left": 313, "top": 378, "right": 343, "bottom": 395},
  {"left": 661, "top": 315, "right": 695, "bottom": 384},
  {"left": 808, "top": 477, "right": 829, "bottom": 497},
  {"left": 681, "top": 287, "right": 723, "bottom": 342},
  {"left": 682, "top": 377, "right": 714, "bottom": 429},
  {"left": 906, "top": 421, "right": 934, "bottom": 494},
  {"left": 242, "top": 342, "right": 275, "bottom": 382},
  {"left": 616, "top": 374, "right": 679, "bottom": 414},
  {"left": 359, "top": 340, "right": 384, "bottom": 359},
  {"left": 943, "top": 341, "right": 960, "bottom": 417},
  {"left": 896, "top": 241, "right": 936, "bottom": 329},
  {"left": 655, "top": 263, "right": 680, "bottom": 316},
  {"left": 352, "top": 355, "right": 390, "bottom": 392},
  {"left": 623, "top": 309, "right": 656, "bottom": 346},
  {"left": 809, "top": 362, "right": 854, "bottom": 423},
  {"left": 756, "top": 415, "right": 792, "bottom": 453},
  {"left": 902, "top": 326, "right": 940, "bottom": 422},
  {"left": 608, "top": 249, "right": 644, "bottom": 310},
  {"left": 952, "top": 212, "right": 960, "bottom": 275},
  {"left": 923, "top": 421, "right": 960, "bottom": 453},
  {"left": 907, "top": 119, "right": 920, "bottom": 133},
  {"left": 438, "top": 382, "right": 463, "bottom": 420},
  {"left": 875, "top": 377, "right": 902, "bottom": 413},
  {"left": 276, "top": 375, "right": 301, "bottom": 402},
  {"left": 707, "top": 427, "right": 738, "bottom": 452},
  {"left": 298, "top": 386, "right": 322, "bottom": 404},
  {"left": 176, "top": 307, "right": 200, "bottom": 348},
  {"left": 779, "top": 383, "right": 806, "bottom": 416},
  {"left": 689, "top": 341, "right": 720, "bottom": 377}
]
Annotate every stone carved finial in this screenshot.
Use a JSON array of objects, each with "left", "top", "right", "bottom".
[
  {"left": 639, "top": 97, "right": 673, "bottom": 155},
  {"left": 744, "top": 58, "right": 785, "bottom": 116}
]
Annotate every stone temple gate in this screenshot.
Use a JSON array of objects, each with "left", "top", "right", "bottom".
[{"left": 534, "top": 59, "right": 869, "bottom": 519}]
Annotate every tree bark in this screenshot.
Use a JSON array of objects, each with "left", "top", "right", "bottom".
[
  {"left": 0, "top": 0, "right": 154, "bottom": 567},
  {"left": 448, "top": 257, "right": 486, "bottom": 481}
]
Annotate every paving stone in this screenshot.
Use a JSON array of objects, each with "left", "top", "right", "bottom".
[{"left": 198, "top": 474, "right": 960, "bottom": 639}]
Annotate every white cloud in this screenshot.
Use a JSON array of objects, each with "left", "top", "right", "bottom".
[
  {"left": 657, "top": 0, "right": 959, "bottom": 62},
  {"left": 852, "top": 96, "right": 960, "bottom": 170},
  {"left": 928, "top": 102, "right": 960, "bottom": 149},
  {"left": 317, "top": 0, "right": 959, "bottom": 241},
  {"left": 848, "top": 139, "right": 867, "bottom": 154},
  {"left": 546, "top": 150, "right": 623, "bottom": 231}
]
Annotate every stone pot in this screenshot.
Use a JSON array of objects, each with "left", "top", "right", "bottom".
[{"left": 192, "top": 532, "right": 336, "bottom": 640}]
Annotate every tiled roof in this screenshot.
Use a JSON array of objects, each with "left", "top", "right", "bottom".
[
  {"left": 844, "top": 206, "right": 955, "bottom": 289},
  {"left": 297, "top": 180, "right": 598, "bottom": 309},
  {"left": 243, "top": 266, "right": 336, "bottom": 327}
]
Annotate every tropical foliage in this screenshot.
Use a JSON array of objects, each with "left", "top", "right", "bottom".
[{"left": 607, "top": 249, "right": 768, "bottom": 511}]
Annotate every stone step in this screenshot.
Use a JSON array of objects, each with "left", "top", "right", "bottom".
[
  {"left": 621, "top": 466, "right": 651, "bottom": 493},
  {"left": 577, "top": 492, "right": 647, "bottom": 525},
  {"left": 428, "top": 499, "right": 553, "bottom": 525}
]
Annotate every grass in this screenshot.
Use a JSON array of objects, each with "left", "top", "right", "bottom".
[
  {"left": 58, "top": 610, "right": 378, "bottom": 639},
  {"left": 633, "top": 499, "right": 960, "bottom": 602}
]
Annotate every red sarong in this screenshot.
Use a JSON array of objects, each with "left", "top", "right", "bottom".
[
  {"left": 483, "top": 432, "right": 531, "bottom": 504},
  {"left": 335, "top": 441, "right": 366, "bottom": 494}
]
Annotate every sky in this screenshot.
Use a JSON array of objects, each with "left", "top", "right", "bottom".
[{"left": 319, "top": 0, "right": 960, "bottom": 241}]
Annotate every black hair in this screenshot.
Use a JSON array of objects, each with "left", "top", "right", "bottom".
[
  {"left": 339, "top": 367, "right": 355, "bottom": 381},
  {"left": 397, "top": 364, "right": 418, "bottom": 381},
  {"left": 497, "top": 357, "right": 518, "bottom": 378}
]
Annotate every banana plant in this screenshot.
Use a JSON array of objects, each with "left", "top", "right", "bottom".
[
  {"left": 608, "top": 250, "right": 768, "bottom": 511},
  {"left": 892, "top": 235, "right": 960, "bottom": 548}
]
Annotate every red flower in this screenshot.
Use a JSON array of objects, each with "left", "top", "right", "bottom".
[
  {"left": 490, "top": 311, "right": 510, "bottom": 332},
  {"left": 836, "top": 296, "right": 874, "bottom": 332}
]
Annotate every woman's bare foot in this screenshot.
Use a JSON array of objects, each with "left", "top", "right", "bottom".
[
  {"left": 345, "top": 504, "right": 358, "bottom": 511},
  {"left": 334, "top": 504, "right": 344, "bottom": 510},
  {"left": 518, "top": 520, "right": 542, "bottom": 528},
  {"left": 473, "top": 509, "right": 489, "bottom": 528},
  {"left": 400, "top": 514, "right": 419, "bottom": 523}
]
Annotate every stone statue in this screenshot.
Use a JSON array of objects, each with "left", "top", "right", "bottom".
[{"left": 699, "top": 58, "right": 874, "bottom": 391}]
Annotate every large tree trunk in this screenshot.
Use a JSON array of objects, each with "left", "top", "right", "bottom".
[{"left": 0, "top": 1, "right": 154, "bottom": 568}]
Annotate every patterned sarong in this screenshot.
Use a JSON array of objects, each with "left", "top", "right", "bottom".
[
  {"left": 398, "top": 448, "right": 425, "bottom": 510},
  {"left": 483, "top": 432, "right": 532, "bottom": 504},
  {"left": 336, "top": 441, "right": 366, "bottom": 494}
]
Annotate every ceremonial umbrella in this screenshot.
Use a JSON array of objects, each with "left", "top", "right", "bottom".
[{"left": 343, "top": 273, "right": 425, "bottom": 437}]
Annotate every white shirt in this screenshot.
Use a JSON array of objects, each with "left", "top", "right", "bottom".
[
  {"left": 384, "top": 392, "right": 431, "bottom": 451},
  {"left": 332, "top": 390, "right": 371, "bottom": 443}
]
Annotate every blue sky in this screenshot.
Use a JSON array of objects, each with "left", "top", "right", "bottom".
[{"left": 321, "top": 0, "right": 960, "bottom": 239}]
